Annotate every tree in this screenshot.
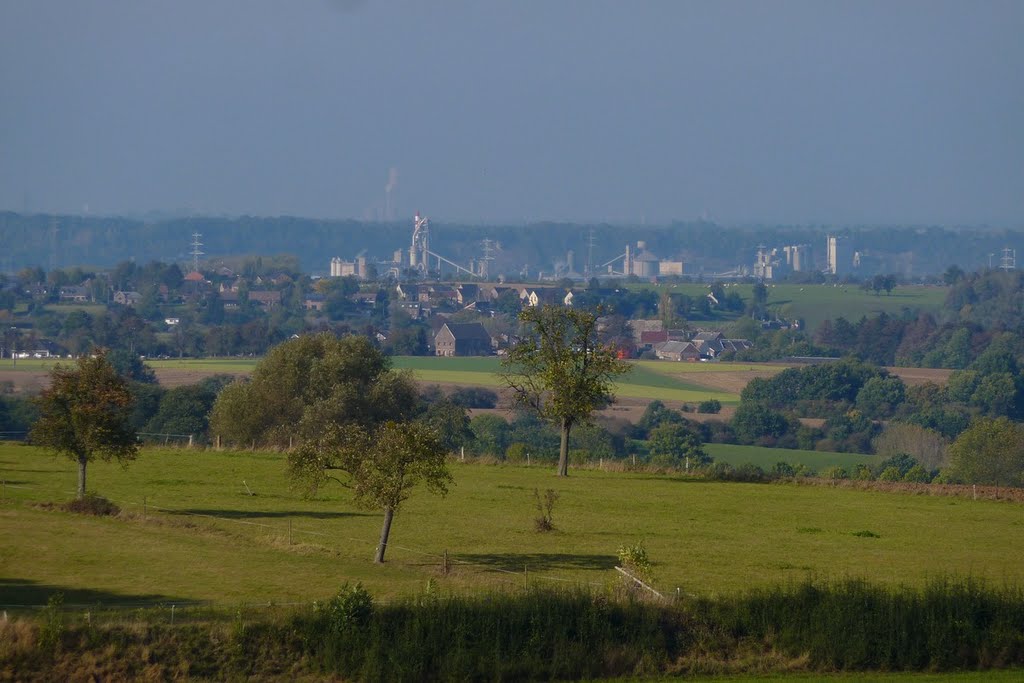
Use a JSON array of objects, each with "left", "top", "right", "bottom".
[
  {"left": 873, "top": 422, "right": 949, "bottom": 471},
  {"left": 647, "top": 422, "right": 709, "bottom": 470},
  {"left": 946, "top": 417, "right": 1024, "bottom": 491},
  {"left": 288, "top": 420, "right": 451, "bottom": 563},
  {"left": 209, "top": 334, "right": 418, "bottom": 447},
  {"left": 500, "top": 305, "right": 631, "bottom": 476},
  {"left": 30, "top": 351, "right": 139, "bottom": 499}
]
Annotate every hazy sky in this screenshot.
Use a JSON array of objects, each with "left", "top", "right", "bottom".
[{"left": 1, "top": 1, "right": 1022, "bottom": 226}]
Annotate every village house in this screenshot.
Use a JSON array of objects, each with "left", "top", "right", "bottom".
[
  {"left": 434, "top": 322, "right": 493, "bottom": 357},
  {"left": 654, "top": 340, "right": 702, "bottom": 362},
  {"left": 113, "top": 290, "right": 142, "bottom": 306}
]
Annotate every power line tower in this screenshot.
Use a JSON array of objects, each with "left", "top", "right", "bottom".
[
  {"left": 1000, "top": 247, "right": 1016, "bottom": 272},
  {"left": 190, "top": 232, "right": 204, "bottom": 273},
  {"left": 49, "top": 217, "right": 59, "bottom": 272},
  {"left": 585, "top": 227, "right": 596, "bottom": 278},
  {"left": 480, "top": 239, "right": 495, "bottom": 280}
]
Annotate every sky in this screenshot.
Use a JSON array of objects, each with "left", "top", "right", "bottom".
[{"left": 1, "top": 1, "right": 1022, "bottom": 226}]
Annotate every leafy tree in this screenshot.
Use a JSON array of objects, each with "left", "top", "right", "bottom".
[
  {"left": 30, "top": 351, "right": 139, "bottom": 499},
  {"left": 106, "top": 348, "right": 157, "bottom": 384},
  {"left": 288, "top": 421, "right": 451, "bottom": 563},
  {"left": 469, "top": 414, "right": 510, "bottom": 457},
  {"left": 419, "top": 398, "right": 472, "bottom": 452},
  {"left": 647, "top": 422, "right": 709, "bottom": 470},
  {"left": 448, "top": 386, "right": 498, "bottom": 409},
  {"left": 731, "top": 402, "right": 793, "bottom": 444},
  {"left": 145, "top": 383, "right": 219, "bottom": 440},
  {"left": 501, "top": 305, "right": 631, "bottom": 476},
  {"left": 209, "top": 334, "right": 418, "bottom": 447},
  {"left": 855, "top": 376, "right": 906, "bottom": 419},
  {"left": 946, "top": 417, "right": 1024, "bottom": 490}
]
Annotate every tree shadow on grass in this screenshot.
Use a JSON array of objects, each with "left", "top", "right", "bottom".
[
  {"left": 0, "top": 578, "right": 199, "bottom": 608},
  {"left": 454, "top": 552, "right": 617, "bottom": 573},
  {"left": 172, "top": 508, "right": 370, "bottom": 520}
]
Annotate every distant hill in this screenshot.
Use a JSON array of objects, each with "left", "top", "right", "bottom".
[{"left": 1, "top": 210, "right": 1020, "bottom": 277}]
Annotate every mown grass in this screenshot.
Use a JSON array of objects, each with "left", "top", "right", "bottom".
[
  {"left": 2, "top": 443, "right": 1022, "bottom": 612},
  {"left": 705, "top": 443, "right": 881, "bottom": 471}
]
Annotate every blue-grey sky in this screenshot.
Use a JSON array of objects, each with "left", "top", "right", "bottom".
[{"left": 1, "top": 1, "right": 1021, "bottom": 226}]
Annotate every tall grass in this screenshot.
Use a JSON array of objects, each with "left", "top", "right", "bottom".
[{"left": 8, "top": 579, "right": 1019, "bottom": 680}]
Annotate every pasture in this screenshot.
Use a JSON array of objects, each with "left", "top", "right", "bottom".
[{"left": 2, "top": 443, "right": 1021, "bottom": 611}]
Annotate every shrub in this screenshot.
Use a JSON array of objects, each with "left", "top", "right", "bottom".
[
  {"left": 877, "top": 466, "right": 903, "bottom": 482},
  {"left": 821, "top": 466, "right": 848, "bottom": 480},
  {"left": 697, "top": 399, "right": 722, "bottom": 414},
  {"left": 313, "top": 583, "right": 374, "bottom": 636},
  {"left": 903, "top": 464, "right": 931, "bottom": 483},
  {"left": 616, "top": 541, "right": 651, "bottom": 575},
  {"left": 853, "top": 464, "right": 874, "bottom": 480},
  {"left": 704, "top": 462, "right": 767, "bottom": 482},
  {"left": 533, "top": 488, "right": 559, "bottom": 532},
  {"left": 62, "top": 495, "right": 120, "bottom": 516},
  {"left": 772, "top": 461, "right": 796, "bottom": 478},
  {"left": 448, "top": 386, "right": 499, "bottom": 409}
]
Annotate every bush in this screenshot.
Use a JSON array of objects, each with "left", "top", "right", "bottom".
[
  {"left": 821, "top": 466, "right": 848, "bottom": 480},
  {"left": 903, "top": 464, "right": 931, "bottom": 483},
  {"left": 533, "top": 488, "right": 559, "bottom": 532},
  {"left": 448, "top": 387, "right": 499, "bottom": 409},
  {"left": 616, "top": 541, "right": 651, "bottom": 575},
  {"left": 877, "top": 466, "right": 903, "bottom": 482},
  {"left": 704, "top": 462, "right": 768, "bottom": 482},
  {"left": 313, "top": 583, "right": 374, "bottom": 636},
  {"left": 697, "top": 399, "right": 722, "bottom": 414},
  {"left": 62, "top": 495, "right": 120, "bottom": 516},
  {"left": 772, "top": 461, "right": 796, "bottom": 478}
]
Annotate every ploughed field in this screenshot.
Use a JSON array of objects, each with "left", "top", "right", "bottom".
[{"left": 1, "top": 443, "right": 1020, "bottom": 611}]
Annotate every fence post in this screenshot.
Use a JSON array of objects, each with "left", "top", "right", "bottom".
[
  {"left": 443, "top": 549, "right": 449, "bottom": 575},
  {"left": 188, "top": 435, "right": 194, "bottom": 448}
]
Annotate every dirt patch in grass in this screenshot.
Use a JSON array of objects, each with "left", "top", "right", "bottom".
[{"left": 887, "top": 366, "right": 951, "bottom": 386}]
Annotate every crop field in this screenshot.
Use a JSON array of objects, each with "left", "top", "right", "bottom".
[{"left": 2, "top": 443, "right": 1021, "bottom": 611}]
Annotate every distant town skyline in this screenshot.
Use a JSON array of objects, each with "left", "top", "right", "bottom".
[{"left": 1, "top": 1, "right": 1022, "bottom": 227}]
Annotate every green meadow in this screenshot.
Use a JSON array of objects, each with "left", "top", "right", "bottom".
[
  {"left": 391, "top": 355, "right": 741, "bottom": 403},
  {"left": 625, "top": 282, "right": 947, "bottom": 332},
  {"left": 705, "top": 443, "right": 881, "bottom": 471},
  {"left": 2, "top": 443, "right": 1021, "bottom": 610}
]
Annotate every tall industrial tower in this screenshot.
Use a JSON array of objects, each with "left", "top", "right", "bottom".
[
  {"left": 1000, "top": 247, "right": 1016, "bottom": 271},
  {"left": 410, "top": 212, "right": 430, "bottom": 272}
]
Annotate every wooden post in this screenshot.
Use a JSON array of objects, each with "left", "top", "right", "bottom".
[
  {"left": 188, "top": 434, "right": 194, "bottom": 448},
  {"left": 443, "top": 549, "right": 449, "bottom": 575}
]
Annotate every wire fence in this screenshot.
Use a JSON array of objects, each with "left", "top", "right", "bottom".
[{"left": 0, "top": 479, "right": 613, "bottom": 618}]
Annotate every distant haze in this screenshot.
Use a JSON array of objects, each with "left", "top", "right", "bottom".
[{"left": 1, "top": 1, "right": 1021, "bottom": 226}]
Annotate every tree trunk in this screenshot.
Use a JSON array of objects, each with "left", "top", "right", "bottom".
[
  {"left": 77, "top": 456, "right": 87, "bottom": 500},
  {"left": 557, "top": 418, "right": 571, "bottom": 477},
  {"left": 375, "top": 506, "right": 395, "bottom": 564}
]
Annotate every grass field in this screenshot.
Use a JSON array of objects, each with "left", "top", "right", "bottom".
[
  {"left": 624, "top": 283, "right": 947, "bottom": 332},
  {"left": 2, "top": 443, "right": 1021, "bottom": 611},
  {"left": 705, "top": 443, "right": 880, "bottom": 471}
]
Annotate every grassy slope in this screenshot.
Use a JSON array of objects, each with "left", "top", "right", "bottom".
[{"left": 2, "top": 444, "right": 1021, "bottom": 609}]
